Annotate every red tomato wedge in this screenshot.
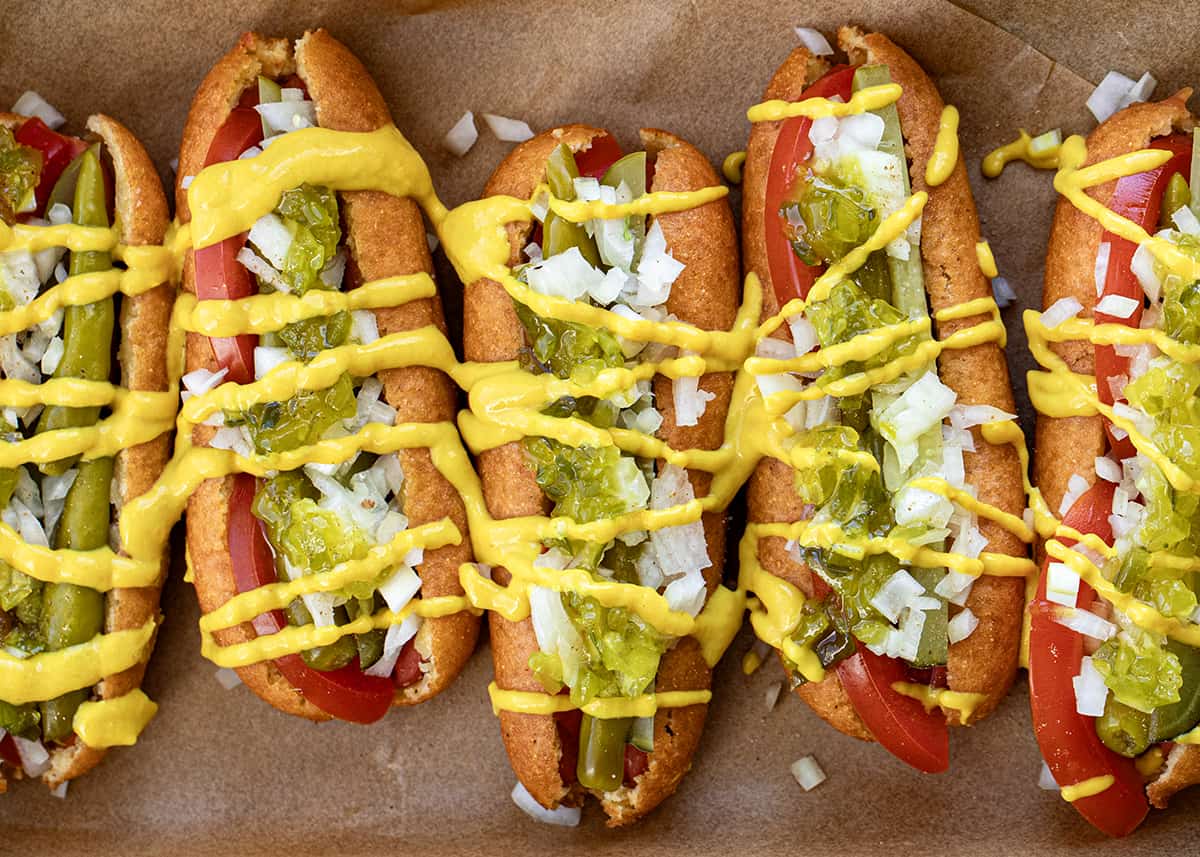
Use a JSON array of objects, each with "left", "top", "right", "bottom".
[
  {"left": 1028, "top": 480, "right": 1149, "bottom": 837},
  {"left": 1094, "top": 134, "right": 1191, "bottom": 457},
  {"left": 192, "top": 105, "right": 264, "bottom": 385},
  {"left": 574, "top": 133, "right": 623, "bottom": 179},
  {"left": 837, "top": 647, "right": 950, "bottom": 773},
  {"left": 14, "top": 118, "right": 88, "bottom": 214},
  {"left": 226, "top": 474, "right": 394, "bottom": 724},
  {"left": 763, "top": 65, "right": 858, "bottom": 306}
]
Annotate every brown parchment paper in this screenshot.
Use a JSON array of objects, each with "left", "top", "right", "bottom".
[{"left": 1, "top": 0, "right": 1198, "bottom": 853}]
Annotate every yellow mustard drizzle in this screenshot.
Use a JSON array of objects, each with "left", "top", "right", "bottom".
[
  {"left": 1061, "top": 774, "right": 1114, "bottom": 802},
  {"left": 982, "top": 130, "right": 1062, "bottom": 178},
  {"left": 975, "top": 240, "right": 998, "bottom": 279},
  {"left": 1026, "top": 137, "right": 1200, "bottom": 677},
  {"left": 925, "top": 105, "right": 960, "bottom": 187},
  {"left": 734, "top": 79, "right": 1036, "bottom": 714},
  {"left": 890, "top": 681, "right": 986, "bottom": 724},
  {"left": 72, "top": 689, "right": 158, "bottom": 748},
  {"left": 723, "top": 151, "right": 747, "bottom": 184},
  {"left": 0, "top": 210, "right": 176, "bottom": 747}
]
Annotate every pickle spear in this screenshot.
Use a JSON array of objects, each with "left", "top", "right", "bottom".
[
  {"left": 37, "top": 146, "right": 111, "bottom": 743},
  {"left": 577, "top": 713, "right": 632, "bottom": 791},
  {"left": 543, "top": 143, "right": 601, "bottom": 265}
]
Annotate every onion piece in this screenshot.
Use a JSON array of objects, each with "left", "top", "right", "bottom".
[
  {"left": 991, "top": 276, "right": 1017, "bottom": 308},
  {"left": 1073, "top": 655, "right": 1108, "bottom": 716},
  {"left": 365, "top": 614, "right": 421, "bottom": 678},
  {"left": 352, "top": 309, "right": 379, "bottom": 344},
  {"left": 12, "top": 735, "right": 50, "bottom": 778},
  {"left": 1052, "top": 607, "right": 1117, "bottom": 641},
  {"left": 182, "top": 366, "right": 228, "bottom": 396},
  {"left": 1042, "top": 296, "right": 1083, "bottom": 328},
  {"left": 672, "top": 372, "right": 715, "bottom": 428},
  {"left": 870, "top": 569, "right": 925, "bottom": 623},
  {"left": 1172, "top": 205, "right": 1200, "bottom": 235},
  {"left": 765, "top": 681, "right": 783, "bottom": 711},
  {"left": 1118, "top": 71, "right": 1157, "bottom": 109},
  {"left": 1094, "top": 242, "right": 1111, "bottom": 297},
  {"left": 1029, "top": 128, "right": 1063, "bottom": 156},
  {"left": 215, "top": 667, "right": 243, "bottom": 689},
  {"left": 1086, "top": 71, "right": 1136, "bottom": 122},
  {"left": 11, "top": 91, "right": 65, "bottom": 129},
  {"left": 511, "top": 781, "right": 581, "bottom": 826},
  {"left": 1045, "top": 561, "right": 1081, "bottom": 608},
  {"left": 948, "top": 608, "right": 979, "bottom": 643},
  {"left": 444, "top": 111, "right": 478, "bottom": 157},
  {"left": 793, "top": 27, "right": 833, "bottom": 56},
  {"left": 482, "top": 113, "right": 534, "bottom": 142},
  {"left": 790, "top": 754, "right": 827, "bottom": 791},
  {"left": 1095, "top": 294, "right": 1139, "bottom": 319},
  {"left": 1038, "top": 762, "right": 1059, "bottom": 790},
  {"left": 253, "top": 346, "right": 290, "bottom": 380},
  {"left": 1094, "top": 456, "right": 1121, "bottom": 483},
  {"left": 246, "top": 214, "right": 293, "bottom": 273},
  {"left": 255, "top": 100, "right": 316, "bottom": 134}
]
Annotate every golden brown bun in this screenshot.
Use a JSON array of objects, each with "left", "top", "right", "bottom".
[
  {"left": 468, "top": 125, "right": 738, "bottom": 825},
  {"left": 743, "top": 28, "right": 1026, "bottom": 742},
  {"left": 181, "top": 29, "right": 477, "bottom": 720},
  {"left": 1035, "top": 92, "right": 1198, "bottom": 808},
  {"left": 0, "top": 113, "right": 170, "bottom": 789}
]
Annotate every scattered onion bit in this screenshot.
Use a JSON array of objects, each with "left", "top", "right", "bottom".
[
  {"left": 482, "top": 113, "right": 535, "bottom": 143},
  {"left": 444, "top": 111, "right": 478, "bottom": 157},
  {"left": 511, "top": 781, "right": 581, "bottom": 826},
  {"left": 790, "top": 755, "right": 827, "bottom": 791}
]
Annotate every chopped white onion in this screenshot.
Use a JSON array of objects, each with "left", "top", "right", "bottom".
[
  {"left": 38, "top": 336, "right": 64, "bottom": 375},
  {"left": 1029, "top": 129, "right": 1063, "bottom": 156},
  {"left": 50, "top": 781, "right": 68, "bottom": 799},
  {"left": 255, "top": 100, "right": 316, "bottom": 134},
  {"left": 1130, "top": 242, "right": 1161, "bottom": 302},
  {"left": 246, "top": 214, "right": 293, "bottom": 273},
  {"left": 482, "top": 113, "right": 534, "bottom": 143},
  {"left": 1118, "top": 72, "right": 1157, "bottom": 109},
  {"left": 793, "top": 26, "right": 833, "bottom": 56},
  {"left": 12, "top": 91, "right": 65, "bottom": 129},
  {"left": 1094, "top": 242, "right": 1111, "bottom": 296},
  {"left": 634, "top": 220, "right": 685, "bottom": 306},
  {"left": 444, "top": 111, "right": 478, "bottom": 157},
  {"left": 672, "top": 372, "right": 715, "bottom": 428},
  {"left": 214, "top": 667, "right": 243, "bottom": 690},
  {"left": 365, "top": 613, "right": 422, "bottom": 678},
  {"left": 12, "top": 735, "right": 50, "bottom": 778},
  {"left": 1042, "top": 296, "right": 1083, "bottom": 328},
  {"left": 253, "top": 346, "right": 291, "bottom": 380},
  {"left": 948, "top": 608, "right": 979, "bottom": 643},
  {"left": 1038, "top": 762, "right": 1059, "bottom": 790},
  {"left": 1059, "top": 473, "right": 1091, "bottom": 516},
  {"left": 765, "top": 681, "right": 783, "bottom": 711},
  {"left": 787, "top": 315, "right": 818, "bottom": 355},
  {"left": 1172, "top": 205, "right": 1200, "bottom": 235},
  {"left": 1045, "top": 561, "right": 1081, "bottom": 608},
  {"left": 1073, "top": 655, "right": 1108, "bottom": 716},
  {"left": 352, "top": 309, "right": 379, "bottom": 344},
  {"left": 992, "top": 276, "right": 1017, "bottom": 308},
  {"left": 1096, "top": 294, "right": 1139, "bottom": 319},
  {"left": 511, "top": 781, "right": 581, "bottom": 826},
  {"left": 1095, "top": 456, "right": 1121, "bottom": 483},
  {"left": 1052, "top": 607, "right": 1117, "bottom": 641},
  {"left": 870, "top": 569, "right": 925, "bottom": 623},
  {"left": 182, "top": 366, "right": 228, "bottom": 396},
  {"left": 525, "top": 245, "right": 606, "bottom": 302},
  {"left": 1086, "top": 71, "right": 1136, "bottom": 122},
  {"left": 949, "top": 403, "right": 1016, "bottom": 430},
  {"left": 320, "top": 251, "right": 347, "bottom": 289},
  {"left": 790, "top": 755, "right": 827, "bottom": 791},
  {"left": 376, "top": 566, "right": 422, "bottom": 613}
]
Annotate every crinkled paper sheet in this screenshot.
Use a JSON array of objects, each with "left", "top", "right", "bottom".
[{"left": 1, "top": 0, "right": 1197, "bottom": 853}]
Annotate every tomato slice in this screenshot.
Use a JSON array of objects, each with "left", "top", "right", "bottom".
[
  {"left": 1028, "top": 481, "right": 1149, "bottom": 837},
  {"left": 763, "top": 65, "right": 858, "bottom": 306},
  {"left": 574, "top": 133, "right": 623, "bottom": 179},
  {"left": 0, "top": 733, "right": 21, "bottom": 768},
  {"left": 193, "top": 105, "right": 265, "bottom": 385},
  {"left": 226, "top": 474, "right": 394, "bottom": 724},
  {"left": 14, "top": 118, "right": 88, "bottom": 215},
  {"left": 1094, "top": 134, "right": 1191, "bottom": 457},
  {"left": 837, "top": 647, "right": 950, "bottom": 773}
]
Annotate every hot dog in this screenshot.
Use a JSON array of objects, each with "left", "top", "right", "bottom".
[
  {"left": 463, "top": 125, "right": 740, "bottom": 825},
  {"left": 741, "top": 27, "right": 1028, "bottom": 772},
  {"left": 0, "top": 101, "right": 171, "bottom": 790},
  {"left": 1028, "top": 91, "right": 1200, "bottom": 835},
  {"left": 177, "top": 30, "right": 478, "bottom": 722}
]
